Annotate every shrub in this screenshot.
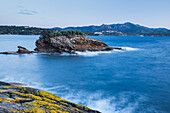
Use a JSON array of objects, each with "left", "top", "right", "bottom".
[{"left": 40, "top": 30, "right": 85, "bottom": 38}]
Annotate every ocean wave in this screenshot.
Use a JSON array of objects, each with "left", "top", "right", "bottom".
[
  {"left": 37, "top": 46, "right": 140, "bottom": 57},
  {"left": 59, "top": 51, "right": 116, "bottom": 57},
  {"left": 60, "top": 52, "right": 78, "bottom": 56},
  {"left": 59, "top": 47, "right": 140, "bottom": 57},
  {"left": 75, "top": 50, "right": 114, "bottom": 57},
  {"left": 0, "top": 75, "right": 156, "bottom": 113},
  {"left": 121, "top": 47, "right": 140, "bottom": 51},
  {"left": 60, "top": 91, "right": 145, "bottom": 113}
]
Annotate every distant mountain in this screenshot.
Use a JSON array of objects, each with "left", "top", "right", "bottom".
[
  {"left": 53, "top": 22, "right": 170, "bottom": 36},
  {"left": 1, "top": 22, "right": 170, "bottom": 36}
]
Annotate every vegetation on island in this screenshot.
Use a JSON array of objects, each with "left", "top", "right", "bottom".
[{"left": 40, "top": 30, "right": 85, "bottom": 38}]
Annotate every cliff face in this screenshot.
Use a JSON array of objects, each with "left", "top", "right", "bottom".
[
  {"left": 0, "top": 81, "right": 100, "bottom": 113},
  {"left": 35, "top": 35, "right": 121, "bottom": 53}
]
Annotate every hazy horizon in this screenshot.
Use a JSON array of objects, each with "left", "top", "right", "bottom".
[
  {"left": 0, "top": 0, "right": 170, "bottom": 29},
  {"left": 1, "top": 22, "right": 170, "bottom": 30}
]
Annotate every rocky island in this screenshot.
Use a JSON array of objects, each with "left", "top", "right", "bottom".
[
  {"left": 0, "top": 30, "right": 122, "bottom": 55},
  {"left": 35, "top": 30, "right": 122, "bottom": 53},
  {"left": 0, "top": 81, "right": 100, "bottom": 113}
]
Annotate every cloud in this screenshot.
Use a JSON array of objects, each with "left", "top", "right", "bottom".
[{"left": 18, "top": 9, "right": 38, "bottom": 15}]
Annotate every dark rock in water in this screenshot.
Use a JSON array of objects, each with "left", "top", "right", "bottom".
[
  {"left": 0, "top": 81, "right": 100, "bottom": 113},
  {"left": 0, "top": 51, "right": 17, "bottom": 55},
  {"left": 35, "top": 35, "right": 122, "bottom": 53},
  {"left": 17, "top": 46, "right": 33, "bottom": 54},
  {"left": 0, "top": 46, "right": 34, "bottom": 55}
]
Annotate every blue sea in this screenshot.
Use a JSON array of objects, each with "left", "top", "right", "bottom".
[{"left": 0, "top": 35, "right": 170, "bottom": 113}]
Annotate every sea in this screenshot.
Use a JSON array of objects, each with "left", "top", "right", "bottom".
[{"left": 0, "top": 35, "right": 170, "bottom": 113}]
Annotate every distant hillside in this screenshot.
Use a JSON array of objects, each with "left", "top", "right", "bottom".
[
  {"left": 0, "top": 26, "right": 47, "bottom": 35},
  {"left": 1, "top": 22, "right": 170, "bottom": 36},
  {"left": 53, "top": 22, "right": 170, "bottom": 36}
]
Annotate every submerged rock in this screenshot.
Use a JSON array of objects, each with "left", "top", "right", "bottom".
[
  {"left": 0, "top": 81, "right": 100, "bottom": 113},
  {"left": 35, "top": 35, "right": 122, "bottom": 53}
]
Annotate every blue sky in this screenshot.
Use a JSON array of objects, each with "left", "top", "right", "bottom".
[{"left": 0, "top": 0, "right": 170, "bottom": 28}]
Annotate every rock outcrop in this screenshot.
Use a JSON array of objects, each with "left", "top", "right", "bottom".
[
  {"left": 0, "top": 35, "right": 122, "bottom": 55},
  {"left": 0, "top": 51, "right": 17, "bottom": 55},
  {"left": 35, "top": 35, "right": 122, "bottom": 53},
  {"left": 0, "top": 46, "right": 34, "bottom": 55},
  {"left": 0, "top": 81, "right": 100, "bottom": 113},
  {"left": 17, "top": 46, "right": 33, "bottom": 54}
]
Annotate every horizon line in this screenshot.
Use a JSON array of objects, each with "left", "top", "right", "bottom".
[{"left": 0, "top": 22, "right": 170, "bottom": 30}]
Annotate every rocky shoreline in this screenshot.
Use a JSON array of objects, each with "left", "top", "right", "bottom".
[{"left": 0, "top": 81, "right": 100, "bottom": 113}]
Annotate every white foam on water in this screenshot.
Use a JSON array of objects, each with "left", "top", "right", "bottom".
[
  {"left": 36, "top": 47, "right": 140, "bottom": 57},
  {"left": 74, "top": 47, "right": 140, "bottom": 57},
  {"left": 121, "top": 47, "right": 140, "bottom": 51},
  {"left": 75, "top": 50, "right": 114, "bottom": 57},
  {"left": 58, "top": 91, "right": 146, "bottom": 113},
  {"left": 58, "top": 47, "right": 141, "bottom": 57},
  {"left": 60, "top": 52, "right": 78, "bottom": 56},
  {"left": 0, "top": 73, "right": 45, "bottom": 89},
  {"left": 0, "top": 74, "right": 158, "bottom": 113}
]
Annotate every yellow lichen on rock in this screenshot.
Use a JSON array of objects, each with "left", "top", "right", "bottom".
[{"left": 0, "top": 82, "right": 100, "bottom": 113}]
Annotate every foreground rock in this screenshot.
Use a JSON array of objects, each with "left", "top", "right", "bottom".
[
  {"left": 0, "top": 81, "right": 100, "bottom": 113},
  {"left": 35, "top": 35, "right": 122, "bottom": 53}
]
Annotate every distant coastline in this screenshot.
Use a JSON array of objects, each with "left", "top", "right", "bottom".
[{"left": 1, "top": 22, "right": 170, "bottom": 37}]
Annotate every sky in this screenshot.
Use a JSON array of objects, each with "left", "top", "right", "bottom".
[{"left": 0, "top": 0, "right": 170, "bottom": 29}]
